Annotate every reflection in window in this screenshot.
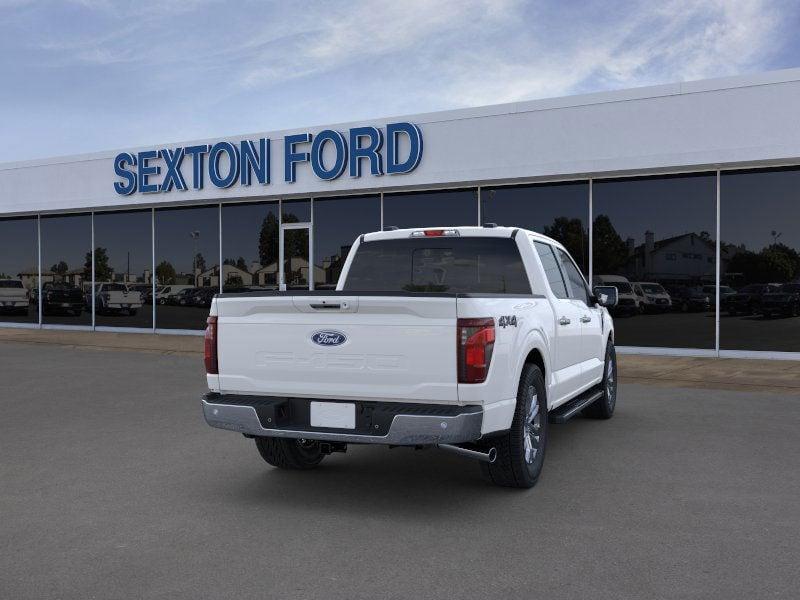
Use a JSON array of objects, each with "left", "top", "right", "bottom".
[
  {"left": 0, "top": 217, "right": 38, "bottom": 323},
  {"left": 721, "top": 168, "right": 800, "bottom": 352},
  {"left": 93, "top": 210, "right": 153, "bottom": 329},
  {"left": 40, "top": 214, "right": 92, "bottom": 326},
  {"left": 282, "top": 199, "right": 310, "bottom": 223},
  {"left": 593, "top": 174, "right": 716, "bottom": 349},
  {"left": 383, "top": 189, "right": 478, "bottom": 229},
  {"left": 482, "top": 182, "right": 590, "bottom": 276},
  {"left": 154, "top": 205, "right": 219, "bottom": 330},
  {"left": 221, "top": 202, "right": 278, "bottom": 291},
  {"left": 313, "top": 195, "right": 380, "bottom": 289}
]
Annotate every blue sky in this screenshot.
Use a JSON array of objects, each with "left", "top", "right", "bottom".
[{"left": 1, "top": 0, "right": 799, "bottom": 162}]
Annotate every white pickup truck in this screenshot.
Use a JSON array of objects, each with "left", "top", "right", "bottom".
[
  {"left": 202, "top": 226, "right": 619, "bottom": 488},
  {"left": 0, "top": 279, "right": 30, "bottom": 315}
]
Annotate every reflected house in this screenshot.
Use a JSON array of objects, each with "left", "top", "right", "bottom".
[
  {"left": 253, "top": 262, "right": 278, "bottom": 288},
  {"left": 625, "top": 231, "right": 723, "bottom": 284},
  {"left": 196, "top": 264, "right": 253, "bottom": 288},
  {"left": 252, "top": 258, "right": 324, "bottom": 288},
  {"left": 319, "top": 245, "right": 351, "bottom": 288},
  {"left": 16, "top": 268, "right": 45, "bottom": 291}
]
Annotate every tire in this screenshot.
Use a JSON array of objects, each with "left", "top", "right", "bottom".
[
  {"left": 480, "top": 364, "right": 548, "bottom": 489},
  {"left": 254, "top": 436, "right": 325, "bottom": 470},
  {"left": 584, "top": 340, "right": 617, "bottom": 419}
]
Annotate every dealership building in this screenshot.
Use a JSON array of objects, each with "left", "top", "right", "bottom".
[{"left": 1, "top": 68, "right": 800, "bottom": 359}]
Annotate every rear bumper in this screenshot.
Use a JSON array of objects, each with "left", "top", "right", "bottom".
[{"left": 202, "top": 393, "right": 484, "bottom": 445}]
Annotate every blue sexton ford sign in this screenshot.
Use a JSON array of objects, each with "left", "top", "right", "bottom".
[{"left": 113, "top": 122, "right": 423, "bottom": 195}]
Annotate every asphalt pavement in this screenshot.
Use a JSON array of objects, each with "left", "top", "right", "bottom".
[{"left": 1, "top": 342, "right": 798, "bottom": 599}]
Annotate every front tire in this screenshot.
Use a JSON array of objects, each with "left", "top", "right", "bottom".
[
  {"left": 481, "top": 364, "right": 547, "bottom": 489},
  {"left": 584, "top": 340, "right": 617, "bottom": 419},
  {"left": 255, "top": 437, "right": 325, "bottom": 470}
]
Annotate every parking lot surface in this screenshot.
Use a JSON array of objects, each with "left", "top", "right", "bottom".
[{"left": 1, "top": 342, "right": 798, "bottom": 599}]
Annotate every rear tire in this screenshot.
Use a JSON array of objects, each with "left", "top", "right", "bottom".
[
  {"left": 255, "top": 437, "right": 325, "bottom": 470},
  {"left": 481, "top": 364, "right": 547, "bottom": 489},
  {"left": 584, "top": 340, "right": 617, "bottom": 419}
]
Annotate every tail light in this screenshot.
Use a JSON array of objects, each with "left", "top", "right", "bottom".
[
  {"left": 457, "top": 317, "right": 495, "bottom": 383},
  {"left": 204, "top": 315, "right": 218, "bottom": 374}
]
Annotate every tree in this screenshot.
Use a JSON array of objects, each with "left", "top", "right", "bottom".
[
  {"left": 84, "top": 247, "right": 113, "bottom": 282},
  {"left": 543, "top": 217, "right": 589, "bottom": 274},
  {"left": 236, "top": 256, "right": 248, "bottom": 271},
  {"left": 156, "top": 261, "right": 177, "bottom": 285},
  {"left": 591, "top": 215, "right": 629, "bottom": 275},
  {"left": 194, "top": 253, "right": 206, "bottom": 273},
  {"left": 258, "top": 213, "right": 279, "bottom": 267},
  {"left": 50, "top": 261, "right": 68, "bottom": 275}
]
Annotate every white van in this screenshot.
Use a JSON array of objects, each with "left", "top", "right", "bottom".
[
  {"left": 632, "top": 282, "right": 672, "bottom": 313},
  {"left": 595, "top": 275, "right": 640, "bottom": 316}
]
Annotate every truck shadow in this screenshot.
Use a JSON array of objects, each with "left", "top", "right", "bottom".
[{"left": 216, "top": 424, "right": 583, "bottom": 518}]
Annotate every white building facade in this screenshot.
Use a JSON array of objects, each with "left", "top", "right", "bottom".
[{"left": 2, "top": 69, "right": 800, "bottom": 358}]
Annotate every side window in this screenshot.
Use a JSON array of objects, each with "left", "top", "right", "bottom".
[
  {"left": 557, "top": 248, "right": 590, "bottom": 305},
  {"left": 534, "top": 241, "right": 568, "bottom": 299}
]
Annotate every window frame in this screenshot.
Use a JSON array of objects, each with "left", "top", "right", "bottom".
[
  {"left": 556, "top": 246, "right": 592, "bottom": 306},
  {"left": 533, "top": 239, "right": 569, "bottom": 300}
]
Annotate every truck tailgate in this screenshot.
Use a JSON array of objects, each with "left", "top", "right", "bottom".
[{"left": 216, "top": 295, "right": 458, "bottom": 403}]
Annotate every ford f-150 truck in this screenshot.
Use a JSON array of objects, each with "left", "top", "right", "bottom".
[{"left": 202, "top": 226, "right": 619, "bottom": 488}]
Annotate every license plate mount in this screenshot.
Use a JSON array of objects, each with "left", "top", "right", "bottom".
[{"left": 310, "top": 401, "right": 356, "bottom": 429}]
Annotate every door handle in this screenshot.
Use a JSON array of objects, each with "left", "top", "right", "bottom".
[
  {"left": 580, "top": 315, "right": 591, "bottom": 323},
  {"left": 558, "top": 316, "right": 571, "bottom": 326}
]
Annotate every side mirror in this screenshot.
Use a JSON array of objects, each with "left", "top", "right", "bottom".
[{"left": 593, "top": 286, "right": 618, "bottom": 308}]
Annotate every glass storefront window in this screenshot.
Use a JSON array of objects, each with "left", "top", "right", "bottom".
[
  {"left": 313, "top": 195, "right": 381, "bottom": 289},
  {"left": 40, "top": 214, "right": 92, "bottom": 326},
  {"left": 721, "top": 168, "right": 800, "bottom": 352},
  {"left": 0, "top": 217, "right": 38, "bottom": 323},
  {"left": 383, "top": 189, "right": 478, "bottom": 229},
  {"left": 93, "top": 210, "right": 153, "bottom": 329},
  {"left": 481, "top": 182, "right": 589, "bottom": 275},
  {"left": 282, "top": 199, "right": 310, "bottom": 223},
  {"left": 221, "top": 202, "right": 279, "bottom": 291},
  {"left": 592, "top": 174, "right": 717, "bottom": 349},
  {"left": 154, "top": 205, "right": 219, "bottom": 330}
]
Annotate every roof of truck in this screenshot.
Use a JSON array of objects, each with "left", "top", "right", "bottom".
[{"left": 361, "top": 226, "right": 564, "bottom": 248}]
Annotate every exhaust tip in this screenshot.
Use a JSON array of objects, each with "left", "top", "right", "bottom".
[{"left": 487, "top": 447, "right": 497, "bottom": 463}]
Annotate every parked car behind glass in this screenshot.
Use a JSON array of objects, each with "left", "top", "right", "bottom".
[
  {"left": 759, "top": 283, "right": 800, "bottom": 318},
  {"left": 667, "top": 286, "right": 711, "bottom": 312},
  {"left": 726, "top": 283, "right": 780, "bottom": 316}
]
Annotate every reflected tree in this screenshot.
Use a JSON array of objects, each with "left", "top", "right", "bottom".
[
  {"left": 543, "top": 217, "right": 588, "bottom": 272},
  {"left": 592, "top": 214, "right": 629, "bottom": 275},
  {"left": 156, "top": 261, "right": 177, "bottom": 284},
  {"left": 258, "top": 213, "right": 279, "bottom": 267},
  {"left": 84, "top": 247, "right": 112, "bottom": 282}
]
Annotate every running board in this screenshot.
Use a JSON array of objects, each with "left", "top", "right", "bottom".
[{"left": 549, "top": 388, "right": 604, "bottom": 424}]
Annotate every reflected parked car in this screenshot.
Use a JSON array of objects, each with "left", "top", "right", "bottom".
[
  {"left": 632, "top": 282, "right": 672, "bottom": 313},
  {"left": 759, "top": 283, "right": 800, "bottom": 318},
  {"left": 39, "top": 282, "right": 84, "bottom": 316},
  {"left": 171, "top": 287, "right": 201, "bottom": 306},
  {"left": 156, "top": 285, "right": 194, "bottom": 305},
  {"left": 726, "top": 283, "right": 781, "bottom": 316},
  {"left": 90, "top": 283, "right": 143, "bottom": 315},
  {"left": 189, "top": 287, "right": 217, "bottom": 308},
  {"left": 0, "top": 279, "right": 30, "bottom": 315},
  {"left": 702, "top": 285, "right": 736, "bottom": 306},
  {"left": 126, "top": 283, "right": 155, "bottom": 305},
  {"left": 667, "top": 286, "right": 711, "bottom": 312},
  {"left": 595, "top": 275, "right": 639, "bottom": 316}
]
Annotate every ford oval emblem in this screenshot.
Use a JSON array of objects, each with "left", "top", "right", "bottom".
[{"left": 311, "top": 330, "right": 347, "bottom": 347}]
